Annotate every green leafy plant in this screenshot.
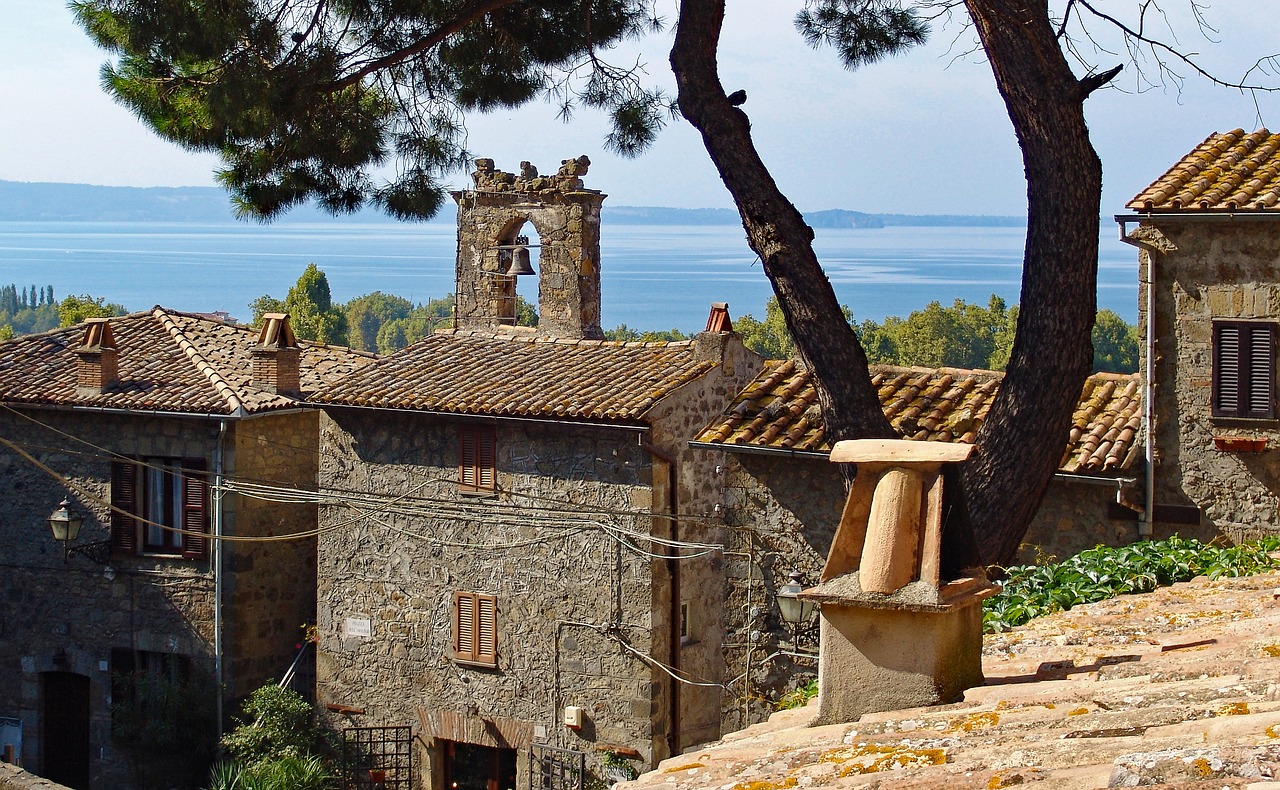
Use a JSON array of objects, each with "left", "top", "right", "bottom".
[
  {"left": 983, "top": 535, "right": 1280, "bottom": 633},
  {"left": 209, "top": 684, "right": 337, "bottom": 790},
  {"left": 773, "top": 678, "right": 819, "bottom": 710}
]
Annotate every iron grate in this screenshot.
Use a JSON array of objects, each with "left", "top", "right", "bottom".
[{"left": 342, "top": 725, "right": 413, "bottom": 790}]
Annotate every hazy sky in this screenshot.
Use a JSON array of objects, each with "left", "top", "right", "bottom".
[{"left": 2, "top": 2, "right": 1277, "bottom": 216}]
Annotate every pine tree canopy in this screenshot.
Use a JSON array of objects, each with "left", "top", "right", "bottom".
[{"left": 71, "top": 0, "right": 666, "bottom": 221}]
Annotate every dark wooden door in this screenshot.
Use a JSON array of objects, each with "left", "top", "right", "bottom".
[
  {"left": 42, "top": 672, "right": 91, "bottom": 789},
  {"left": 442, "top": 741, "right": 516, "bottom": 790}
]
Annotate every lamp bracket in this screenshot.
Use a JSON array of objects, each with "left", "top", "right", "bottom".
[{"left": 66, "top": 540, "right": 113, "bottom": 565}]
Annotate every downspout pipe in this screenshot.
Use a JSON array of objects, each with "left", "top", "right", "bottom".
[
  {"left": 1117, "top": 218, "right": 1162, "bottom": 538},
  {"left": 213, "top": 419, "right": 227, "bottom": 733}
]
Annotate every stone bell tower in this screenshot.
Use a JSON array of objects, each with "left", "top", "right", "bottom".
[{"left": 452, "top": 156, "right": 605, "bottom": 339}]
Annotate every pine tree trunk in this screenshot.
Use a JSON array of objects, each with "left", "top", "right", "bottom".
[
  {"left": 961, "top": 0, "right": 1101, "bottom": 566},
  {"left": 669, "top": 0, "right": 895, "bottom": 443}
]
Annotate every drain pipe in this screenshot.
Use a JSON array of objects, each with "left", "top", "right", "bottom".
[
  {"left": 213, "top": 420, "right": 227, "bottom": 733},
  {"left": 1117, "top": 219, "right": 1167, "bottom": 539}
]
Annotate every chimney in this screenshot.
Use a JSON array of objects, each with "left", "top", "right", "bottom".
[
  {"left": 75, "top": 318, "right": 119, "bottom": 396},
  {"left": 705, "top": 302, "right": 733, "bottom": 333},
  {"left": 694, "top": 303, "right": 738, "bottom": 375},
  {"left": 251, "top": 313, "right": 301, "bottom": 395}
]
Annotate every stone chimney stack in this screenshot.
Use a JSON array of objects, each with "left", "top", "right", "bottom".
[
  {"left": 75, "top": 318, "right": 119, "bottom": 396},
  {"left": 251, "top": 313, "right": 301, "bottom": 395}
]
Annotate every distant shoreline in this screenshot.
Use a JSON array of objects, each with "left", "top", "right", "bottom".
[{"left": 0, "top": 180, "right": 1027, "bottom": 229}]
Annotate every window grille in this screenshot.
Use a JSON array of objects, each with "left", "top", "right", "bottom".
[{"left": 341, "top": 726, "right": 412, "bottom": 790}]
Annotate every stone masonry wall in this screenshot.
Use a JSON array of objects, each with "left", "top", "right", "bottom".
[
  {"left": 1139, "top": 220, "right": 1280, "bottom": 542},
  {"left": 315, "top": 409, "right": 662, "bottom": 788},
  {"left": 0, "top": 409, "right": 220, "bottom": 789},
  {"left": 452, "top": 157, "right": 605, "bottom": 339},
  {"left": 642, "top": 333, "right": 764, "bottom": 750}
]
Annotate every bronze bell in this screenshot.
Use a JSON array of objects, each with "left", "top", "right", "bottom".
[{"left": 506, "top": 235, "right": 535, "bottom": 276}]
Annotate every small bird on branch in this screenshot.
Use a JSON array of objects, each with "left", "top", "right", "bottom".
[{"left": 726, "top": 89, "right": 747, "bottom": 106}]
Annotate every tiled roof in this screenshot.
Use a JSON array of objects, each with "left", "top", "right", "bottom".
[
  {"left": 0, "top": 307, "right": 375, "bottom": 415},
  {"left": 694, "top": 361, "right": 1142, "bottom": 473},
  {"left": 1127, "top": 128, "right": 1280, "bottom": 211},
  {"left": 312, "top": 329, "right": 716, "bottom": 423}
]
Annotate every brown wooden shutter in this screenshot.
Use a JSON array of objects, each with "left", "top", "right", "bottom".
[
  {"left": 476, "top": 595, "right": 497, "bottom": 664},
  {"left": 1245, "top": 324, "right": 1276, "bottom": 418},
  {"left": 110, "top": 460, "right": 138, "bottom": 553},
  {"left": 180, "top": 461, "right": 209, "bottom": 560},
  {"left": 458, "top": 425, "right": 496, "bottom": 492},
  {"left": 454, "top": 591, "right": 477, "bottom": 662}
]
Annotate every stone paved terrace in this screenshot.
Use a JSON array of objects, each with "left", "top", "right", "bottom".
[{"left": 621, "top": 568, "right": 1280, "bottom": 789}]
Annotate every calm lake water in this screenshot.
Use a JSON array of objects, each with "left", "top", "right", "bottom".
[{"left": 0, "top": 221, "right": 1138, "bottom": 331}]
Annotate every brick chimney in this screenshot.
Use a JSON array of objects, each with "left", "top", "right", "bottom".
[
  {"left": 251, "top": 313, "right": 301, "bottom": 395},
  {"left": 75, "top": 318, "right": 119, "bottom": 396}
]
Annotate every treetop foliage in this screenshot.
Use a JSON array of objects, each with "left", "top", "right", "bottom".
[
  {"left": 72, "top": 0, "right": 668, "bottom": 221},
  {"left": 736, "top": 295, "right": 1138, "bottom": 374}
]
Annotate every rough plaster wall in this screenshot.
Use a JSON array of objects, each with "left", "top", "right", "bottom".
[
  {"left": 644, "top": 334, "right": 764, "bottom": 750},
  {"left": 1142, "top": 220, "right": 1280, "bottom": 542},
  {"left": 315, "top": 409, "right": 662, "bottom": 783},
  {"left": 1016, "top": 479, "right": 1142, "bottom": 564},
  {"left": 0, "top": 410, "right": 220, "bottom": 789},
  {"left": 225, "top": 410, "right": 320, "bottom": 700}
]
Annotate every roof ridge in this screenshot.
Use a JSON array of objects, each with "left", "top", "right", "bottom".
[{"left": 151, "top": 307, "right": 247, "bottom": 413}]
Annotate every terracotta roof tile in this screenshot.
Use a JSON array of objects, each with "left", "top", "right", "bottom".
[
  {"left": 694, "top": 362, "right": 1142, "bottom": 473},
  {"left": 0, "top": 308, "right": 375, "bottom": 415},
  {"left": 311, "top": 330, "right": 716, "bottom": 423},
  {"left": 1128, "top": 129, "right": 1280, "bottom": 211}
]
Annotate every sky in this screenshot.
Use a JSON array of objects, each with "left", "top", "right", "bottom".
[{"left": 2, "top": 2, "right": 1278, "bottom": 217}]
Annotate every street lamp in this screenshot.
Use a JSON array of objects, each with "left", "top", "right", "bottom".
[
  {"left": 776, "top": 570, "right": 817, "bottom": 643},
  {"left": 48, "top": 498, "right": 110, "bottom": 564}
]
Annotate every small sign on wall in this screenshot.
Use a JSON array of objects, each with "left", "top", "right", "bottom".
[{"left": 344, "top": 617, "right": 372, "bottom": 638}]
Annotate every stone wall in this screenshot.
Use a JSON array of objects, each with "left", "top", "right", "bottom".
[
  {"left": 315, "top": 409, "right": 662, "bottom": 786},
  {"left": 1138, "top": 219, "right": 1280, "bottom": 542},
  {"left": 711, "top": 451, "right": 1135, "bottom": 733},
  {"left": 452, "top": 158, "right": 605, "bottom": 339},
  {"left": 0, "top": 407, "right": 322, "bottom": 788}
]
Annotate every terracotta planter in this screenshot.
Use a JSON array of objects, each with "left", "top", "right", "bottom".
[
  {"left": 368, "top": 768, "right": 387, "bottom": 783},
  {"left": 1213, "top": 436, "right": 1268, "bottom": 453}
]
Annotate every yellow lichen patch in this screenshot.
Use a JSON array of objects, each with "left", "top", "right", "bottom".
[
  {"left": 821, "top": 743, "right": 947, "bottom": 776},
  {"left": 997, "top": 700, "right": 1055, "bottom": 712},
  {"left": 1261, "top": 644, "right": 1280, "bottom": 657},
  {"left": 1265, "top": 724, "right": 1280, "bottom": 739},
  {"left": 1216, "top": 702, "right": 1250, "bottom": 716},
  {"left": 1191, "top": 757, "right": 1213, "bottom": 778},
  {"left": 988, "top": 771, "right": 1026, "bottom": 788},
  {"left": 664, "top": 763, "right": 704, "bottom": 773},
  {"left": 946, "top": 711, "right": 1000, "bottom": 733},
  {"left": 1067, "top": 707, "right": 1090, "bottom": 716},
  {"left": 732, "top": 779, "right": 798, "bottom": 790}
]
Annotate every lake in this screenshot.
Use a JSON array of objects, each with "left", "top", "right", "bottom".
[{"left": 0, "top": 221, "right": 1138, "bottom": 331}]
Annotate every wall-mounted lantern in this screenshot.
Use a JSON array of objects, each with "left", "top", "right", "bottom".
[
  {"left": 48, "top": 498, "right": 110, "bottom": 564},
  {"left": 775, "top": 569, "right": 817, "bottom": 644}
]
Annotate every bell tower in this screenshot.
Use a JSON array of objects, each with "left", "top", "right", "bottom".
[{"left": 452, "top": 156, "right": 605, "bottom": 339}]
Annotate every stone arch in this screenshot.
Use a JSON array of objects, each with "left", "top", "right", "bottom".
[{"left": 451, "top": 159, "right": 605, "bottom": 339}]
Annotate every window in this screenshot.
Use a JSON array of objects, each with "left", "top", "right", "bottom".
[
  {"left": 1213, "top": 321, "right": 1277, "bottom": 418},
  {"left": 110, "top": 649, "right": 193, "bottom": 733},
  {"left": 458, "top": 425, "right": 496, "bottom": 494},
  {"left": 452, "top": 591, "right": 497, "bottom": 666},
  {"left": 111, "top": 458, "right": 209, "bottom": 558}
]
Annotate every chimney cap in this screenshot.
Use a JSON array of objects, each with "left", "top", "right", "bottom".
[
  {"left": 256, "top": 313, "right": 299, "bottom": 349},
  {"left": 80, "top": 318, "right": 117, "bottom": 351},
  {"left": 705, "top": 303, "right": 733, "bottom": 333}
]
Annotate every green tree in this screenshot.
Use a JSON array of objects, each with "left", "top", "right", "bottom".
[
  {"left": 735, "top": 298, "right": 795, "bottom": 359},
  {"left": 0, "top": 325, "right": 14, "bottom": 342},
  {"left": 604, "top": 324, "right": 689, "bottom": 343},
  {"left": 1092, "top": 309, "right": 1140, "bottom": 374},
  {"left": 248, "top": 296, "right": 288, "bottom": 327},
  {"left": 58, "top": 294, "right": 126, "bottom": 327},
  {"left": 251, "top": 264, "right": 348, "bottom": 345},
  {"left": 375, "top": 295, "right": 455, "bottom": 353},
  {"left": 345, "top": 291, "right": 414, "bottom": 353}
]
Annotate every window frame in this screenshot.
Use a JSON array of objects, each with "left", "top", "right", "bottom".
[
  {"left": 457, "top": 424, "right": 497, "bottom": 494},
  {"left": 452, "top": 591, "right": 498, "bottom": 667},
  {"left": 1212, "top": 320, "right": 1278, "bottom": 419},
  {"left": 111, "top": 457, "right": 209, "bottom": 559}
]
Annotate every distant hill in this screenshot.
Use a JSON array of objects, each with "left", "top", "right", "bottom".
[{"left": 0, "top": 180, "right": 1025, "bottom": 227}]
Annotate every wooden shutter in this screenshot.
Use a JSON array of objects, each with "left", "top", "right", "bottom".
[
  {"left": 476, "top": 595, "right": 497, "bottom": 664},
  {"left": 454, "top": 592, "right": 477, "bottom": 662},
  {"left": 452, "top": 591, "right": 497, "bottom": 666},
  {"left": 458, "top": 425, "right": 496, "bottom": 492},
  {"left": 1214, "top": 322, "right": 1277, "bottom": 418},
  {"left": 110, "top": 460, "right": 138, "bottom": 553},
  {"left": 180, "top": 461, "right": 209, "bottom": 560}
]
